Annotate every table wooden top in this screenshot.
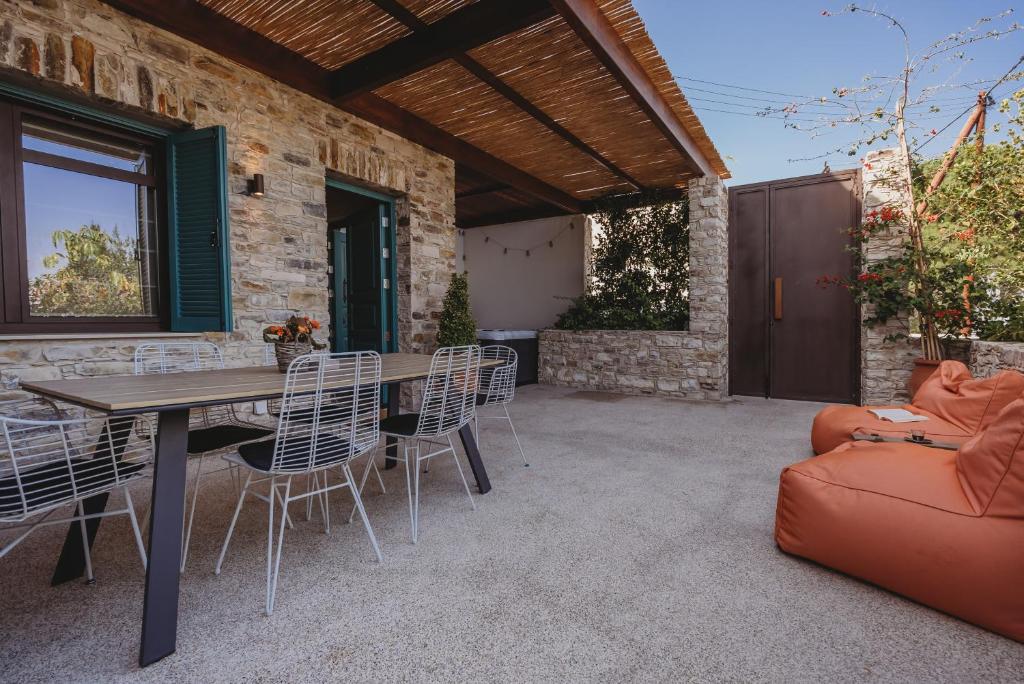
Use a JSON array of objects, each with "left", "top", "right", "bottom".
[{"left": 21, "top": 353, "right": 500, "bottom": 415}]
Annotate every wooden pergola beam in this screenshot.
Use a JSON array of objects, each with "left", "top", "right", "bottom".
[
  {"left": 98, "top": 0, "right": 582, "bottom": 214},
  {"left": 550, "top": 0, "right": 711, "bottom": 178},
  {"left": 330, "top": 0, "right": 556, "bottom": 101},
  {"left": 369, "top": 0, "right": 645, "bottom": 191}
]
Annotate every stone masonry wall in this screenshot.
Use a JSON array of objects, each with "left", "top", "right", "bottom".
[
  {"left": 539, "top": 174, "right": 729, "bottom": 401},
  {"left": 0, "top": 0, "right": 455, "bottom": 388},
  {"left": 860, "top": 148, "right": 917, "bottom": 405},
  {"left": 969, "top": 340, "right": 1024, "bottom": 378}
]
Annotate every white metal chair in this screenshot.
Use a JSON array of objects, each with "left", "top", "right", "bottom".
[
  {"left": 134, "top": 342, "right": 273, "bottom": 572},
  {"left": 355, "top": 345, "right": 481, "bottom": 543},
  {"left": 475, "top": 345, "right": 528, "bottom": 466},
  {"left": 215, "top": 351, "right": 383, "bottom": 616},
  {"left": 0, "top": 398, "right": 151, "bottom": 581}
]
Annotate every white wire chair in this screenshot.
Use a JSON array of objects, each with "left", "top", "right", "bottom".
[
  {"left": 475, "top": 345, "right": 528, "bottom": 466},
  {"left": 0, "top": 399, "right": 151, "bottom": 581},
  {"left": 354, "top": 345, "right": 481, "bottom": 543},
  {"left": 134, "top": 342, "right": 273, "bottom": 572},
  {"left": 215, "top": 351, "right": 383, "bottom": 615}
]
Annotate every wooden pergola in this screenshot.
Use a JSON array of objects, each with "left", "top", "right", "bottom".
[{"left": 105, "top": 0, "right": 729, "bottom": 227}]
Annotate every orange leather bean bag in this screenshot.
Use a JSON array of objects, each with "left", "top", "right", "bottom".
[
  {"left": 811, "top": 361, "right": 1024, "bottom": 454},
  {"left": 777, "top": 399, "right": 1024, "bottom": 642}
]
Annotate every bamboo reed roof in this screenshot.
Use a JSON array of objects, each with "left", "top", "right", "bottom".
[{"left": 184, "top": 0, "right": 730, "bottom": 226}]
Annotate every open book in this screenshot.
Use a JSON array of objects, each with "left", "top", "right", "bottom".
[{"left": 868, "top": 408, "right": 929, "bottom": 423}]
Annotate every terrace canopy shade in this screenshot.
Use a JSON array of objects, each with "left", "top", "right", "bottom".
[{"left": 105, "top": 0, "right": 729, "bottom": 227}]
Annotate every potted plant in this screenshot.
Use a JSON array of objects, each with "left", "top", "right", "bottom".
[
  {"left": 263, "top": 315, "right": 325, "bottom": 372},
  {"left": 437, "top": 272, "right": 478, "bottom": 347}
]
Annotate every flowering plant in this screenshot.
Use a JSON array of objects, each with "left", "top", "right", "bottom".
[{"left": 262, "top": 315, "right": 325, "bottom": 348}]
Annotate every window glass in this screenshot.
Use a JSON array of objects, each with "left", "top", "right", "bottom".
[
  {"left": 23, "top": 163, "right": 159, "bottom": 318},
  {"left": 22, "top": 117, "right": 150, "bottom": 174}
]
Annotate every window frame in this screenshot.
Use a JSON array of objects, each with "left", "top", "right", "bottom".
[{"left": 0, "top": 98, "right": 170, "bottom": 333}]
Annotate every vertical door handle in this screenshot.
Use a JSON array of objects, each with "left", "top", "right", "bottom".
[{"left": 774, "top": 277, "right": 783, "bottom": 320}]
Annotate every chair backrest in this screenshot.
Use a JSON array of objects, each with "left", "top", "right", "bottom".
[
  {"left": 134, "top": 342, "right": 228, "bottom": 427},
  {"left": 415, "top": 345, "right": 481, "bottom": 437},
  {"left": 479, "top": 345, "right": 518, "bottom": 406},
  {"left": 269, "top": 352, "right": 381, "bottom": 474},
  {"left": 956, "top": 397, "right": 1024, "bottom": 518},
  {"left": 134, "top": 342, "right": 225, "bottom": 375},
  {"left": 0, "top": 400, "right": 151, "bottom": 522}
]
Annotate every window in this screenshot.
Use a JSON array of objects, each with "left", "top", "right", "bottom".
[{"left": 0, "top": 100, "right": 167, "bottom": 332}]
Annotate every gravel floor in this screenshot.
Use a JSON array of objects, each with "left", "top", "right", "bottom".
[{"left": 1, "top": 385, "right": 1021, "bottom": 682}]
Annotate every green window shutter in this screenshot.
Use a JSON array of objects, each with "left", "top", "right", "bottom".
[{"left": 167, "top": 126, "right": 232, "bottom": 332}]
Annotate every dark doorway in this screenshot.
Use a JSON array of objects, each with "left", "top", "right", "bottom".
[
  {"left": 325, "top": 182, "right": 395, "bottom": 354},
  {"left": 728, "top": 171, "right": 861, "bottom": 404}
]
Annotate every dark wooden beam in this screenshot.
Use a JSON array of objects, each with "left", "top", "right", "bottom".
[
  {"left": 456, "top": 183, "right": 509, "bottom": 200},
  {"left": 98, "top": 0, "right": 582, "bottom": 214},
  {"left": 458, "top": 206, "right": 572, "bottom": 229},
  {"left": 330, "top": 0, "right": 556, "bottom": 101},
  {"left": 369, "top": 0, "right": 644, "bottom": 191},
  {"left": 550, "top": 0, "right": 711, "bottom": 177}
]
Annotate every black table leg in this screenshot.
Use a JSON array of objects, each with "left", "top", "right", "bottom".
[
  {"left": 458, "top": 424, "right": 491, "bottom": 494},
  {"left": 50, "top": 416, "right": 136, "bottom": 586},
  {"left": 139, "top": 408, "right": 189, "bottom": 667},
  {"left": 384, "top": 381, "right": 399, "bottom": 470}
]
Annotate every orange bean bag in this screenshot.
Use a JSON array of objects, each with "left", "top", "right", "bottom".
[
  {"left": 811, "top": 361, "right": 1024, "bottom": 454},
  {"left": 777, "top": 399, "right": 1024, "bottom": 642}
]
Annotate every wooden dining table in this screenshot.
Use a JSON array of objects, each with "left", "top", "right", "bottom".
[{"left": 19, "top": 352, "right": 495, "bottom": 668}]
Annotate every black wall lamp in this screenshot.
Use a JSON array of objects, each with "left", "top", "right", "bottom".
[{"left": 248, "top": 173, "right": 265, "bottom": 198}]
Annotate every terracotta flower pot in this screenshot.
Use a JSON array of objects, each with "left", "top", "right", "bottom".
[{"left": 908, "top": 358, "right": 941, "bottom": 399}]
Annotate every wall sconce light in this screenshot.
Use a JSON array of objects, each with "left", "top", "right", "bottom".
[{"left": 248, "top": 173, "right": 265, "bottom": 198}]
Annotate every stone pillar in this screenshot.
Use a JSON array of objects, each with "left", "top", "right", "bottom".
[
  {"left": 687, "top": 175, "right": 729, "bottom": 400},
  {"left": 860, "top": 148, "right": 916, "bottom": 405}
]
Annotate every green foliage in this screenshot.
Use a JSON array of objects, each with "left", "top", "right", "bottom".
[
  {"left": 917, "top": 87, "right": 1024, "bottom": 341},
  {"left": 29, "top": 223, "right": 146, "bottom": 317},
  {"left": 437, "top": 272, "right": 478, "bottom": 347},
  {"left": 556, "top": 192, "right": 690, "bottom": 331}
]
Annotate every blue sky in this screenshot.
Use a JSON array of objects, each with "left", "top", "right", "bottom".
[{"left": 633, "top": 0, "right": 1024, "bottom": 185}]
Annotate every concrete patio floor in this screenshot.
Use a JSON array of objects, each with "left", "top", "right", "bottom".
[{"left": 1, "top": 385, "right": 1021, "bottom": 682}]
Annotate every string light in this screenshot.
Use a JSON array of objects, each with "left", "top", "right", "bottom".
[{"left": 463, "top": 220, "right": 577, "bottom": 261}]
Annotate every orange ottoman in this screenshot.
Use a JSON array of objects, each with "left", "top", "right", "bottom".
[
  {"left": 810, "top": 361, "right": 1024, "bottom": 454},
  {"left": 778, "top": 399, "right": 1024, "bottom": 642}
]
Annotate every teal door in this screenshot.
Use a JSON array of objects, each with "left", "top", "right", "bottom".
[
  {"left": 345, "top": 204, "right": 384, "bottom": 352},
  {"left": 330, "top": 227, "right": 349, "bottom": 353}
]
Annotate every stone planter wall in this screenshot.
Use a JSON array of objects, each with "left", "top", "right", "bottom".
[
  {"left": 539, "top": 330, "right": 724, "bottom": 400},
  {"left": 0, "top": 0, "right": 455, "bottom": 391},
  {"left": 537, "top": 174, "right": 729, "bottom": 402},
  {"left": 970, "top": 340, "right": 1024, "bottom": 377}
]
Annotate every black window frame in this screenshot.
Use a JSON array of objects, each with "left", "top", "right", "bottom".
[{"left": 0, "top": 97, "right": 170, "bottom": 333}]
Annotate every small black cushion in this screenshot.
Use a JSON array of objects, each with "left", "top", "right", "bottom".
[
  {"left": 187, "top": 425, "right": 273, "bottom": 454},
  {"left": 380, "top": 412, "right": 420, "bottom": 436},
  {"left": 237, "top": 434, "right": 349, "bottom": 472},
  {"left": 0, "top": 458, "right": 146, "bottom": 516},
  {"left": 476, "top": 394, "right": 488, "bottom": 407}
]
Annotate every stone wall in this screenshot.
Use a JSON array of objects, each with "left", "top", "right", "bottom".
[
  {"left": 0, "top": 0, "right": 455, "bottom": 388},
  {"left": 538, "top": 174, "right": 729, "bottom": 401},
  {"left": 539, "top": 330, "right": 722, "bottom": 399},
  {"left": 970, "top": 340, "right": 1024, "bottom": 378},
  {"left": 859, "top": 148, "right": 918, "bottom": 405}
]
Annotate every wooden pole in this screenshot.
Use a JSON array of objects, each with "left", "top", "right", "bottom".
[{"left": 915, "top": 101, "right": 985, "bottom": 217}]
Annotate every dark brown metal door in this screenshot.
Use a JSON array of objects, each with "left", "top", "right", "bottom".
[{"left": 729, "top": 171, "right": 860, "bottom": 404}]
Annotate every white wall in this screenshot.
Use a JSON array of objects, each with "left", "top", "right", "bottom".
[{"left": 458, "top": 215, "right": 590, "bottom": 330}]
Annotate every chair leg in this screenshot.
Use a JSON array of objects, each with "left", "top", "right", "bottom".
[
  {"left": 344, "top": 465, "right": 383, "bottom": 562},
  {"left": 180, "top": 453, "right": 206, "bottom": 573},
  {"left": 348, "top": 450, "right": 378, "bottom": 524},
  {"left": 123, "top": 486, "right": 147, "bottom": 571},
  {"left": 403, "top": 442, "right": 416, "bottom": 544},
  {"left": 372, "top": 459, "right": 386, "bottom": 494},
  {"left": 321, "top": 471, "right": 331, "bottom": 535},
  {"left": 265, "top": 476, "right": 275, "bottom": 615},
  {"left": 504, "top": 405, "right": 529, "bottom": 467},
  {"left": 474, "top": 415, "right": 479, "bottom": 443},
  {"left": 267, "top": 477, "right": 291, "bottom": 616},
  {"left": 77, "top": 500, "right": 95, "bottom": 583},
  {"left": 305, "top": 473, "right": 314, "bottom": 521},
  {"left": 447, "top": 434, "right": 476, "bottom": 511},
  {"left": 215, "top": 471, "right": 252, "bottom": 575}
]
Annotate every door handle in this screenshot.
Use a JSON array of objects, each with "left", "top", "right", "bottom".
[{"left": 774, "top": 277, "right": 783, "bottom": 320}]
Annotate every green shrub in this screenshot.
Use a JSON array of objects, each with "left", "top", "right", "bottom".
[
  {"left": 437, "top": 272, "right": 478, "bottom": 347},
  {"left": 556, "top": 192, "right": 689, "bottom": 331}
]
